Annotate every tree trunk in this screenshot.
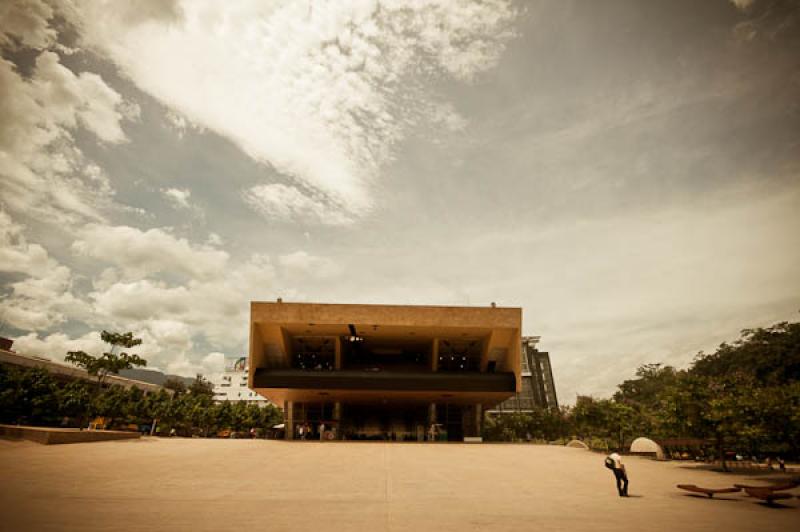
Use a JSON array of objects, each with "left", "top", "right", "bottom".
[{"left": 717, "top": 434, "right": 728, "bottom": 472}]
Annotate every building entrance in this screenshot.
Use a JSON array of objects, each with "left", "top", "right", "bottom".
[{"left": 340, "top": 403, "right": 429, "bottom": 441}]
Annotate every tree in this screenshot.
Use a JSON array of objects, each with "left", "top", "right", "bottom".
[
  {"left": 65, "top": 331, "right": 147, "bottom": 391},
  {"left": 0, "top": 366, "right": 59, "bottom": 425},
  {"left": 64, "top": 330, "right": 147, "bottom": 428},
  {"left": 55, "top": 380, "right": 92, "bottom": 426},
  {"left": 164, "top": 377, "right": 188, "bottom": 394},
  {"left": 189, "top": 374, "right": 214, "bottom": 397}
]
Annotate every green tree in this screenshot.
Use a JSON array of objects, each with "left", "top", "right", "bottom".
[
  {"left": 164, "top": 377, "right": 188, "bottom": 394},
  {"left": 64, "top": 330, "right": 147, "bottom": 428},
  {"left": 0, "top": 366, "right": 58, "bottom": 425},
  {"left": 65, "top": 331, "right": 147, "bottom": 391},
  {"left": 55, "top": 380, "right": 93, "bottom": 426},
  {"left": 189, "top": 374, "right": 214, "bottom": 397}
]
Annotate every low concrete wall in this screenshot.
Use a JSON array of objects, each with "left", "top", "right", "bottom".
[{"left": 0, "top": 424, "right": 140, "bottom": 445}]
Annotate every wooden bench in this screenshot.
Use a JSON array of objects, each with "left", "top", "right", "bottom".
[
  {"left": 734, "top": 481, "right": 798, "bottom": 492},
  {"left": 742, "top": 487, "right": 794, "bottom": 505},
  {"left": 676, "top": 484, "right": 742, "bottom": 498}
]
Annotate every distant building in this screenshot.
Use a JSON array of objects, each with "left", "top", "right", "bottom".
[
  {"left": 489, "top": 336, "right": 558, "bottom": 413},
  {"left": 212, "top": 356, "right": 270, "bottom": 405}
]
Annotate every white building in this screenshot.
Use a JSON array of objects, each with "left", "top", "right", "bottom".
[{"left": 212, "top": 356, "right": 270, "bottom": 405}]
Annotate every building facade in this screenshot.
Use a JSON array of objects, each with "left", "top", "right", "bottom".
[
  {"left": 212, "top": 356, "right": 270, "bottom": 405},
  {"left": 249, "top": 301, "right": 522, "bottom": 441},
  {"left": 0, "top": 347, "right": 166, "bottom": 394},
  {"left": 489, "top": 336, "right": 558, "bottom": 413}
]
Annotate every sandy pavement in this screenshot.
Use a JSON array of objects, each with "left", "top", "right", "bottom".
[{"left": 0, "top": 438, "right": 797, "bottom": 531}]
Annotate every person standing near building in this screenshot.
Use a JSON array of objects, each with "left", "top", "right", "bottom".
[{"left": 605, "top": 451, "right": 629, "bottom": 497}]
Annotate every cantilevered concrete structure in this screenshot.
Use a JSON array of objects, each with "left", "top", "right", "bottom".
[{"left": 249, "top": 301, "right": 521, "bottom": 441}]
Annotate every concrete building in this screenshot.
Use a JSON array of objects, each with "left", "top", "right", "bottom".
[
  {"left": 212, "top": 356, "right": 270, "bottom": 405},
  {"left": 0, "top": 347, "right": 166, "bottom": 394},
  {"left": 490, "top": 336, "right": 559, "bottom": 413},
  {"left": 248, "top": 301, "right": 522, "bottom": 441}
]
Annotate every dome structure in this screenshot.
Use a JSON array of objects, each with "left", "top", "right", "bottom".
[
  {"left": 566, "top": 439, "right": 589, "bottom": 450},
  {"left": 629, "top": 437, "right": 665, "bottom": 459}
]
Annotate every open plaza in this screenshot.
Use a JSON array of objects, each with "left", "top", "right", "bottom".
[{"left": 1, "top": 438, "right": 797, "bottom": 532}]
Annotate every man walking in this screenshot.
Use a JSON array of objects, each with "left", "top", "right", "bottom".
[{"left": 605, "top": 451, "right": 629, "bottom": 497}]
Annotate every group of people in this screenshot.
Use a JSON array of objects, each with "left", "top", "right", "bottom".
[
  {"left": 296, "top": 422, "right": 336, "bottom": 440},
  {"left": 763, "top": 456, "right": 787, "bottom": 471}
]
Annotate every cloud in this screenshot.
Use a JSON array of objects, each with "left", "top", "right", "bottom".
[
  {"left": 243, "top": 183, "right": 356, "bottom": 226},
  {"left": 2, "top": 210, "right": 282, "bottom": 373},
  {"left": 11, "top": 326, "right": 224, "bottom": 378},
  {"left": 161, "top": 187, "right": 191, "bottom": 209},
  {"left": 0, "top": 211, "right": 88, "bottom": 330},
  {"left": 12, "top": 331, "right": 109, "bottom": 363},
  {"left": 72, "top": 224, "right": 229, "bottom": 280},
  {"left": 0, "top": 0, "right": 56, "bottom": 50},
  {"left": 0, "top": 43, "right": 138, "bottom": 225},
  {"left": 278, "top": 250, "right": 342, "bottom": 280},
  {"left": 88, "top": 252, "right": 277, "bottom": 348},
  {"left": 73, "top": 0, "right": 517, "bottom": 223},
  {"left": 730, "top": 0, "right": 755, "bottom": 10}
]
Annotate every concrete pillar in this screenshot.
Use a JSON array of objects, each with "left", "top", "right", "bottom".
[
  {"left": 333, "top": 402, "right": 342, "bottom": 439},
  {"left": 334, "top": 337, "right": 342, "bottom": 370},
  {"left": 428, "top": 402, "right": 437, "bottom": 441},
  {"left": 431, "top": 338, "right": 439, "bottom": 372},
  {"left": 474, "top": 404, "right": 483, "bottom": 438},
  {"left": 285, "top": 401, "right": 294, "bottom": 440},
  {"left": 480, "top": 331, "right": 493, "bottom": 372}
]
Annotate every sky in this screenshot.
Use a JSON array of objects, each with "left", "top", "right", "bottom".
[{"left": 1, "top": 0, "right": 798, "bottom": 403}]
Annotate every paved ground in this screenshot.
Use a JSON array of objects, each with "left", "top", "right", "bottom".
[{"left": 0, "top": 438, "right": 797, "bottom": 531}]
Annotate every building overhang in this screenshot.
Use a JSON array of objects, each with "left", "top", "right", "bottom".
[
  {"left": 249, "top": 301, "right": 523, "bottom": 407},
  {"left": 253, "top": 369, "right": 515, "bottom": 392}
]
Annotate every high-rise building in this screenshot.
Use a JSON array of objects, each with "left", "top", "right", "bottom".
[
  {"left": 212, "top": 356, "right": 270, "bottom": 405},
  {"left": 489, "top": 336, "right": 558, "bottom": 413}
]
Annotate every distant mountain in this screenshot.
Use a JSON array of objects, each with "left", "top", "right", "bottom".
[{"left": 118, "top": 368, "right": 194, "bottom": 387}]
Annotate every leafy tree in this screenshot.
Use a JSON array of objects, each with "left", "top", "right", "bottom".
[
  {"left": 693, "top": 322, "right": 800, "bottom": 386},
  {"left": 65, "top": 331, "right": 147, "bottom": 391},
  {"left": 189, "top": 374, "right": 214, "bottom": 397},
  {"left": 64, "top": 330, "right": 147, "bottom": 428},
  {"left": 55, "top": 380, "right": 92, "bottom": 425},
  {"left": 0, "top": 366, "right": 58, "bottom": 425},
  {"left": 164, "top": 377, "right": 188, "bottom": 394}
]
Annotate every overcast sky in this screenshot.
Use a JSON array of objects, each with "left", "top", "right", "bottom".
[{"left": 1, "top": 0, "right": 798, "bottom": 402}]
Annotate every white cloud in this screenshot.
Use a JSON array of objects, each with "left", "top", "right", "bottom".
[
  {"left": 161, "top": 350, "right": 226, "bottom": 379},
  {"left": 88, "top": 252, "right": 276, "bottom": 348},
  {"left": 0, "top": 0, "right": 56, "bottom": 50},
  {"left": 278, "top": 250, "right": 342, "bottom": 280},
  {"left": 11, "top": 326, "right": 220, "bottom": 378},
  {"left": 161, "top": 187, "right": 191, "bottom": 209},
  {"left": 4, "top": 214, "right": 282, "bottom": 374},
  {"left": 12, "top": 331, "right": 108, "bottom": 363},
  {"left": 165, "top": 109, "right": 203, "bottom": 139},
  {"left": 0, "top": 45, "right": 138, "bottom": 225},
  {"left": 0, "top": 211, "right": 88, "bottom": 330},
  {"left": 243, "top": 183, "right": 355, "bottom": 226},
  {"left": 206, "top": 232, "right": 223, "bottom": 246},
  {"left": 74, "top": 0, "right": 517, "bottom": 223},
  {"left": 72, "top": 224, "right": 229, "bottom": 280},
  {"left": 730, "top": 0, "right": 755, "bottom": 10}
]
